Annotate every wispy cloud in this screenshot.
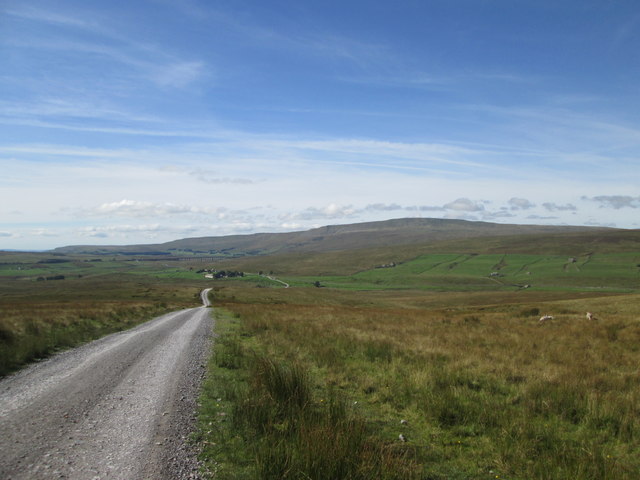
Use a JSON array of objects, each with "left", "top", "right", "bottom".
[
  {"left": 197, "top": 7, "right": 392, "bottom": 69},
  {"left": 543, "top": 202, "right": 577, "bottom": 212},
  {"left": 0, "top": 118, "right": 218, "bottom": 139},
  {"left": 9, "top": 37, "right": 207, "bottom": 90},
  {"left": 278, "top": 138, "right": 495, "bottom": 175},
  {"left": 466, "top": 104, "right": 640, "bottom": 153},
  {"left": 5, "top": 5, "right": 95, "bottom": 29},
  {"left": 0, "top": 98, "right": 160, "bottom": 123},
  {"left": 280, "top": 204, "right": 357, "bottom": 221},
  {"left": 0, "top": 136, "right": 523, "bottom": 178},
  {"left": 364, "top": 203, "right": 404, "bottom": 212},
  {"left": 29, "top": 229, "right": 60, "bottom": 238},
  {"left": 610, "top": 13, "right": 640, "bottom": 47},
  {"left": 77, "top": 224, "right": 200, "bottom": 239},
  {"left": 585, "top": 195, "right": 640, "bottom": 209},
  {"left": 188, "top": 168, "right": 256, "bottom": 185},
  {"left": 279, "top": 198, "right": 533, "bottom": 225},
  {"left": 84, "top": 199, "right": 225, "bottom": 218},
  {"left": 153, "top": 61, "right": 206, "bottom": 88},
  {"left": 5, "top": 5, "right": 207, "bottom": 90}
]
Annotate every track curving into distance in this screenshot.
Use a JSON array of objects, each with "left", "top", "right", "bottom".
[{"left": 0, "top": 288, "right": 213, "bottom": 480}]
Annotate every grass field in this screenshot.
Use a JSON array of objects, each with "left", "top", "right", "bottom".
[
  {"left": 279, "top": 253, "right": 640, "bottom": 292},
  {"left": 199, "top": 286, "right": 640, "bottom": 479},
  {"left": 0, "top": 252, "right": 210, "bottom": 376},
  {"left": 195, "top": 242, "right": 640, "bottom": 478},
  {"left": 2, "top": 241, "right": 640, "bottom": 478}
]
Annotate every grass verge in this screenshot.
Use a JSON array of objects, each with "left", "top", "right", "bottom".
[
  {"left": 196, "top": 308, "right": 420, "bottom": 479},
  {"left": 0, "top": 300, "right": 177, "bottom": 376},
  {"left": 0, "top": 276, "right": 204, "bottom": 376}
]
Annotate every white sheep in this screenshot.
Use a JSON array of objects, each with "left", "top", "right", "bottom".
[
  {"left": 539, "top": 315, "right": 554, "bottom": 323},
  {"left": 586, "top": 312, "right": 595, "bottom": 321}
]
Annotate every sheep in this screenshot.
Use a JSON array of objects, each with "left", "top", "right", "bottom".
[
  {"left": 586, "top": 312, "right": 595, "bottom": 321},
  {"left": 539, "top": 315, "right": 554, "bottom": 323}
]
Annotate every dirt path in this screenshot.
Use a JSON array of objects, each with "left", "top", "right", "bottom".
[
  {"left": 0, "top": 289, "right": 213, "bottom": 480},
  {"left": 265, "top": 275, "right": 290, "bottom": 288}
]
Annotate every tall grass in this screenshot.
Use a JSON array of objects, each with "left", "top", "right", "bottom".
[
  {"left": 0, "top": 275, "right": 203, "bottom": 376},
  {"left": 197, "top": 310, "right": 420, "bottom": 479},
  {"left": 200, "top": 291, "right": 640, "bottom": 479},
  {"left": 0, "top": 301, "right": 177, "bottom": 376}
]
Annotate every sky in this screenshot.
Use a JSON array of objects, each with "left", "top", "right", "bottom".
[{"left": 2, "top": 0, "right": 640, "bottom": 250}]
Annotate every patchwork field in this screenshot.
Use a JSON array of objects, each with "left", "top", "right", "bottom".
[{"left": 244, "top": 252, "right": 640, "bottom": 294}]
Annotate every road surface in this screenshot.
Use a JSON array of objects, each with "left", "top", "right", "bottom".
[{"left": 0, "top": 288, "right": 213, "bottom": 479}]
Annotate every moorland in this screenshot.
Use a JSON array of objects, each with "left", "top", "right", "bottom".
[{"left": 1, "top": 218, "right": 639, "bottom": 479}]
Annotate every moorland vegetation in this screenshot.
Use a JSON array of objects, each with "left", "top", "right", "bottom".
[
  {"left": 2, "top": 219, "right": 640, "bottom": 478},
  {"left": 0, "top": 253, "right": 205, "bottom": 375}
]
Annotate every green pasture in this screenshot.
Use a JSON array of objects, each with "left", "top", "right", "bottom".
[
  {"left": 200, "top": 289, "right": 640, "bottom": 479},
  {"left": 6, "top": 250, "right": 635, "bottom": 294},
  {"left": 0, "top": 258, "right": 138, "bottom": 279},
  {"left": 282, "top": 253, "right": 640, "bottom": 293},
  {"left": 0, "top": 255, "right": 215, "bottom": 282}
]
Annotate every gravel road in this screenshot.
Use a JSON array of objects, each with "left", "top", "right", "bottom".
[{"left": 0, "top": 288, "right": 213, "bottom": 480}]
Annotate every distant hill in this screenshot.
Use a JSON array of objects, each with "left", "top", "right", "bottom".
[{"left": 52, "top": 217, "right": 624, "bottom": 257}]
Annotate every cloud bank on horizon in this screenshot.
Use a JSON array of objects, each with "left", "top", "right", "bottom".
[{"left": 1, "top": 0, "right": 639, "bottom": 250}]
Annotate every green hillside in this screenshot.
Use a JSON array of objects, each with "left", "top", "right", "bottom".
[
  {"left": 272, "top": 252, "right": 640, "bottom": 294},
  {"left": 208, "top": 227, "right": 640, "bottom": 277},
  {"left": 7, "top": 219, "right": 640, "bottom": 293},
  {"left": 51, "top": 218, "right": 617, "bottom": 257}
]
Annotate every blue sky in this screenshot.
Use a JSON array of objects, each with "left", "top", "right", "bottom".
[{"left": 2, "top": 0, "right": 640, "bottom": 250}]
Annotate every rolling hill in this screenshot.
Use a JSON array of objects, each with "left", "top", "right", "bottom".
[{"left": 51, "top": 217, "right": 628, "bottom": 257}]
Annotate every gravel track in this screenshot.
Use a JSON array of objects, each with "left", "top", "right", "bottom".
[{"left": 0, "top": 289, "right": 213, "bottom": 480}]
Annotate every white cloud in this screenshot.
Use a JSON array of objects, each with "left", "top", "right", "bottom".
[
  {"left": 364, "top": 203, "right": 404, "bottom": 212},
  {"left": 30, "top": 229, "right": 60, "bottom": 237},
  {"left": 586, "top": 195, "right": 640, "bottom": 209},
  {"left": 2, "top": 139, "right": 640, "bottom": 250},
  {"left": 282, "top": 203, "right": 358, "bottom": 221},
  {"left": 443, "top": 198, "right": 485, "bottom": 212},
  {"left": 87, "top": 199, "right": 224, "bottom": 218},
  {"left": 509, "top": 197, "right": 535, "bottom": 210},
  {"left": 542, "top": 202, "right": 577, "bottom": 212},
  {"left": 77, "top": 224, "right": 200, "bottom": 239},
  {"left": 279, "top": 222, "right": 304, "bottom": 230},
  {"left": 416, "top": 205, "right": 446, "bottom": 212}
]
